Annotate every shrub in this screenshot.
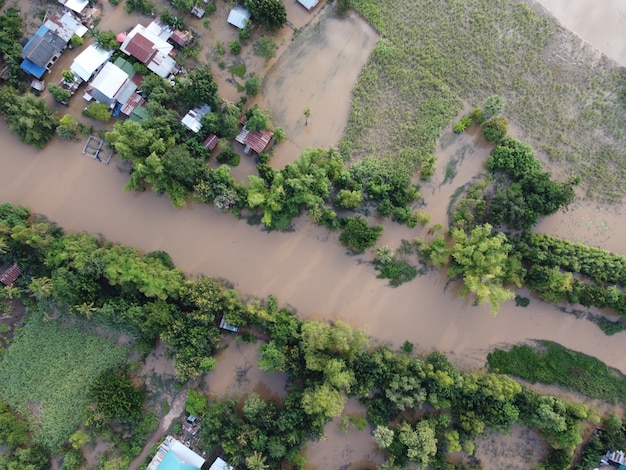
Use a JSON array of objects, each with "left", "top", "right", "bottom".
[
  {"left": 273, "top": 127, "right": 286, "bottom": 143},
  {"left": 453, "top": 116, "right": 472, "bottom": 133},
  {"left": 70, "top": 34, "right": 83, "bottom": 47},
  {"left": 420, "top": 155, "right": 436, "bottom": 181},
  {"left": 482, "top": 117, "right": 509, "bottom": 142},
  {"left": 339, "top": 216, "right": 383, "bottom": 253},
  {"left": 469, "top": 107, "right": 484, "bottom": 124},
  {"left": 245, "top": 73, "right": 263, "bottom": 96},
  {"left": 229, "top": 40, "right": 242, "bottom": 55},
  {"left": 483, "top": 95, "right": 505, "bottom": 119},
  {"left": 83, "top": 103, "right": 111, "bottom": 122},
  {"left": 48, "top": 84, "right": 70, "bottom": 104},
  {"left": 254, "top": 36, "right": 278, "bottom": 60},
  {"left": 217, "top": 146, "right": 240, "bottom": 166}
]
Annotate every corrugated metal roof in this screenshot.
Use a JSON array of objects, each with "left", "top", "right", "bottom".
[
  {"left": 125, "top": 33, "right": 155, "bottom": 63},
  {"left": 90, "top": 62, "right": 129, "bottom": 100},
  {"left": 203, "top": 134, "right": 219, "bottom": 150},
  {"left": 121, "top": 92, "right": 145, "bottom": 116},
  {"left": 235, "top": 128, "right": 273, "bottom": 154},
  {"left": 58, "top": 0, "right": 89, "bottom": 13},
  {"left": 227, "top": 6, "right": 251, "bottom": 29},
  {"left": 297, "top": 0, "right": 319, "bottom": 10},
  {"left": 0, "top": 263, "right": 22, "bottom": 286},
  {"left": 44, "top": 11, "right": 82, "bottom": 42},
  {"left": 71, "top": 44, "right": 111, "bottom": 81},
  {"left": 21, "top": 25, "right": 66, "bottom": 68},
  {"left": 20, "top": 59, "right": 47, "bottom": 78}
]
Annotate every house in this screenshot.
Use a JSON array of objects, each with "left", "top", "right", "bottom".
[
  {"left": 20, "top": 11, "right": 84, "bottom": 78},
  {"left": 70, "top": 44, "right": 112, "bottom": 82},
  {"left": 84, "top": 61, "right": 136, "bottom": 107},
  {"left": 181, "top": 104, "right": 211, "bottom": 133},
  {"left": 227, "top": 5, "right": 251, "bottom": 29},
  {"left": 0, "top": 263, "right": 22, "bottom": 286},
  {"left": 191, "top": 4, "right": 205, "bottom": 18},
  {"left": 235, "top": 127, "right": 274, "bottom": 155},
  {"left": 120, "top": 22, "right": 178, "bottom": 78},
  {"left": 147, "top": 436, "right": 205, "bottom": 470},
  {"left": 219, "top": 316, "right": 239, "bottom": 333},
  {"left": 203, "top": 134, "right": 219, "bottom": 151},
  {"left": 20, "top": 26, "right": 67, "bottom": 78},
  {"left": 209, "top": 457, "right": 234, "bottom": 470},
  {"left": 297, "top": 0, "right": 320, "bottom": 11},
  {"left": 170, "top": 29, "right": 192, "bottom": 48},
  {"left": 58, "top": 0, "right": 90, "bottom": 14},
  {"left": 129, "top": 106, "right": 151, "bottom": 123}
]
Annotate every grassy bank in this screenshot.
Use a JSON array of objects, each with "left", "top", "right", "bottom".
[
  {"left": 0, "top": 315, "right": 127, "bottom": 450},
  {"left": 487, "top": 340, "right": 626, "bottom": 404},
  {"left": 347, "top": 0, "right": 626, "bottom": 201}
]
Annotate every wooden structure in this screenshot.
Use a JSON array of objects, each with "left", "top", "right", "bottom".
[
  {"left": 0, "top": 263, "right": 22, "bottom": 286},
  {"left": 82, "top": 135, "right": 112, "bottom": 164}
]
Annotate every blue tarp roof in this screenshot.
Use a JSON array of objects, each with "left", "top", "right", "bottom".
[
  {"left": 157, "top": 451, "right": 201, "bottom": 470},
  {"left": 20, "top": 59, "right": 46, "bottom": 78}
]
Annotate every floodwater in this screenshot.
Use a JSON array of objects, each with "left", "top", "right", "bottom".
[{"left": 533, "top": 0, "right": 626, "bottom": 66}]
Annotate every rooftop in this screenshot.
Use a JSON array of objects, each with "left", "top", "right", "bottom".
[
  {"left": 71, "top": 44, "right": 112, "bottom": 82},
  {"left": 90, "top": 62, "right": 129, "bottom": 100},
  {"left": 227, "top": 6, "right": 251, "bottom": 29}
]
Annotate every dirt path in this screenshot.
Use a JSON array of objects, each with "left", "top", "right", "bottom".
[{"left": 128, "top": 385, "right": 188, "bottom": 470}]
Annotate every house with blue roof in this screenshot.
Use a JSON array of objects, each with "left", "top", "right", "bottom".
[{"left": 147, "top": 436, "right": 206, "bottom": 470}]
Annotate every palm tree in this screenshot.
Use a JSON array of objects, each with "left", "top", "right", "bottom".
[
  {"left": 245, "top": 451, "right": 268, "bottom": 470},
  {"left": 303, "top": 107, "right": 311, "bottom": 126},
  {"left": 29, "top": 276, "right": 52, "bottom": 301}
]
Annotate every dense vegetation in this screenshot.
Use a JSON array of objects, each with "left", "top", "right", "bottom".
[{"left": 488, "top": 340, "right": 626, "bottom": 404}]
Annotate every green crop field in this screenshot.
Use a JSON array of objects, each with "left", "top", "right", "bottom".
[
  {"left": 0, "top": 315, "right": 128, "bottom": 450},
  {"left": 345, "top": 0, "right": 626, "bottom": 201}
]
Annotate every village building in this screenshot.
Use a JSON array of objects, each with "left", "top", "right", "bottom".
[
  {"left": 297, "top": 0, "right": 320, "bottom": 11},
  {"left": 0, "top": 263, "right": 22, "bottom": 286},
  {"left": 181, "top": 104, "right": 211, "bottom": 133},
  {"left": 208, "top": 457, "right": 234, "bottom": 470},
  {"left": 203, "top": 133, "right": 219, "bottom": 151},
  {"left": 70, "top": 44, "right": 112, "bottom": 82},
  {"left": 169, "top": 29, "right": 192, "bottom": 48},
  {"left": 235, "top": 116, "right": 274, "bottom": 155},
  {"left": 58, "top": 0, "right": 90, "bottom": 14},
  {"left": 120, "top": 21, "right": 179, "bottom": 78},
  {"left": 191, "top": 4, "right": 205, "bottom": 18},
  {"left": 20, "top": 11, "right": 85, "bottom": 79},
  {"left": 84, "top": 61, "right": 137, "bottom": 108},
  {"left": 147, "top": 436, "right": 205, "bottom": 470},
  {"left": 227, "top": 5, "right": 251, "bottom": 29}
]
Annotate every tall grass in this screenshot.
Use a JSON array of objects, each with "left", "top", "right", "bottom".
[
  {"left": 0, "top": 315, "right": 127, "bottom": 450},
  {"left": 346, "top": 0, "right": 626, "bottom": 201}
]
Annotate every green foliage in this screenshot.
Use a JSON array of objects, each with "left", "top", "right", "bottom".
[
  {"left": 61, "top": 70, "right": 75, "bottom": 84},
  {"left": 172, "top": 0, "right": 193, "bottom": 12},
  {"left": 482, "top": 116, "right": 509, "bottom": 142},
  {"left": 0, "top": 315, "right": 127, "bottom": 450},
  {"left": 245, "top": 73, "right": 263, "bottom": 96},
  {"left": 179, "top": 66, "right": 219, "bottom": 110},
  {"left": 482, "top": 95, "right": 505, "bottom": 119},
  {"left": 244, "top": 0, "right": 287, "bottom": 31},
  {"left": 90, "top": 368, "right": 145, "bottom": 424},
  {"left": 194, "top": 164, "right": 248, "bottom": 212},
  {"left": 452, "top": 116, "right": 472, "bottom": 133},
  {"left": 0, "top": 8, "right": 24, "bottom": 85},
  {"left": 124, "top": 0, "right": 153, "bottom": 14},
  {"left": 0, "top": 401, "right": 30, "bottom": 448},
  {"left": 488, "top": 340, "right": 626, "bottom": 404},
  {"left": 334, "top": 189, "right": 363, "bottom": 209},
  {"left": 229, "top": 40, "right": 242, "bottom": 55},
  {"left": 229, "top": 63, "right": 246, "bottom": 79},
  {"left": 57, "top": 114, "right": 79, "bottom": 141},
  {"left": 273, "top": 127, "right": 286, "bottom": 143},
  {"left": 68, "top": 429, "right": 90, "bottom": 449},
  {"left": 486, "top": 138, "right": 541, "bottom": 180},
  {"left": 49, "top": 84, "right": 71, "bottom": 104},
  {"left": 0, "top": 91, "right": 59, "bottom": 149},
  {"left": 246, "top": 107, "right": 271, "bottom": 131},
  {"left": 86, "top": 28, "right": 119, "bottom": 51},
  {"left": 339, "top": 216, "right": 383, "bottom": 253},
  {"left": 216, "top": 145, "right": 240, "bottom": 166},
  {"left": 448, "top": 224, "right": 519, "bottom": 315},
  {"left": 254, "top": 36, "right": 278, "bottom": 60},
  {"left": 374, "top": 245, "right": 417, "bottom": 287},
  {"left": 83, "top": 103, "right": 111, "bottom": 122},
  {"left": 185, "top": 389, "right": 207, "bottom": 416}
]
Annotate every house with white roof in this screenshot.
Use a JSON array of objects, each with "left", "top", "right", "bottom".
[
  {"left": 120, "top": 21, "right": 178, "bottom": 78},
  {"left": 181, "top": 104, "right": 211, "bottom": 133},
  {"left": 84, "top": 62, "right": 136, "bottom": 107},
  {"left": 147, "top": 436, "right": 206, "bottom": 470},
  {"left": 297, "top": 0, "right": 320, "bottom": 10},
  {"left": 227, "top": 5, "right": 251, "bottom": 29},
  {"left": 209, "top": 457, "right": 234, "bottom": 470},
  {"left": 58, "top": 0, "right": 89, "bottom": 14},
  {"left": 70, "top": 44, "right": 112, "bottom": 82}
]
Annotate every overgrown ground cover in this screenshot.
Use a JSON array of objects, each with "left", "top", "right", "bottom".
[
  {"left": 0, "top": 315, "right": 128, "bottom": 450},
  {"left": 347, "top": 0, "right": 626, "bottom": 201},
  {"left": 487, "top": 340, "right": 626, "bottom": 404}
]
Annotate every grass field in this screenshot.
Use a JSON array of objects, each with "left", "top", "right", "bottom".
[
  {"left": 345, "top": 0, "right": 626, "bottom": 201},
  {"left": 487, "top": 340, "right": 626, "bottom": 404},
  {"left": 0, "top": 315, "right": 128, "bottom": 450}
]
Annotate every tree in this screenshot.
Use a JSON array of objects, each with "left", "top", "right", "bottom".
[
  {"left": 68, "top": 429, "right": 90, "bottom": 449},
  {"left": 483, "top": 95, "right": 505, "bottom": 119},
  {"left": 397, "top": 421, "right": 437, "bottom": 468},
  {"left": 482, "top": 116, "right": 509, "bottom": 142},
  {"left": 91, "top": 368, "right": 145, "bottom": 423},
  {"left": 245, "top": 73, "right": 263, "bottom": 96},
  {"left": 373, "top": 425, "right": 394, "bottom": 449},
  {"left": 180, "top": 66, "right": 219, "bottom": 109},
  {"left": 301, "top": 383, "right": 346, "bottom": 418},
  {"left": 185, "top": 389, "right": 207, "bottom": 416},
  {"left": 1, "top": 93, "right": 59, "bottom": 149},
  {"left": 303, "top": 107, "right": 311, "bottom": 125},
  {"left": 486, "top": 138, "right": 542, "bottom": 180},
  {"left": 448, "top": 224, "right": 518, "bottom": 315},
  {"left": 244, "top": 0, "right": 287, "bottom": 31},
  {"left": 172, "top": 0, "right": 194, "bottom": 12},
  {"left": 339, "top": 216, "right": 383, "bottom": 253},
  {"left": 273, "top": 127, "right": 286, "bottom": 143},
  {"left": 246, "top": 107, "right": 270, "bottom": 131},
  {"left": 49, "top": 84, "right": 71, "bottom": 104},
  {"left": 245, "top": 451, "right": 269, "bottom": 470},
  {"left": 335, "top": 189, "right": 363, "bottom": 209},
  {"left": 83, "top": 103, "right": 111, "bottom": 122},
  {"left": 57, "top": 114, "right": 79, "bottom": 140},
  {"left": 253, "top": 36, "right": 278, "bottom": 60},
  {"left": 61, "top": 70, "right": 75, "bottom": 84},
  {"left": 86, "top": 28, "right": 119, "bottom": 51}
]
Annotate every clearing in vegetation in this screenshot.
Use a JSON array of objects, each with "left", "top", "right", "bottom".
[
  {"left": 0, "top": 315, "right": 128, "bottom": 450},
  {"left": 347, "top": 0, "right": 626, "bottom": 201}
]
